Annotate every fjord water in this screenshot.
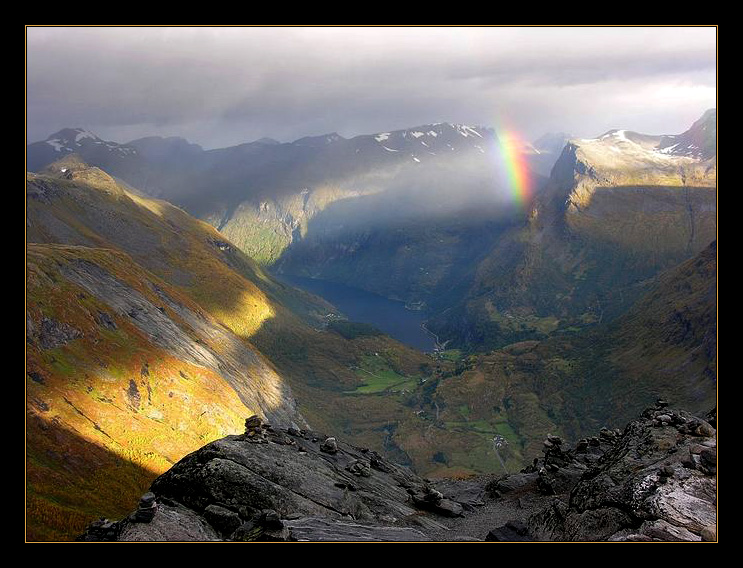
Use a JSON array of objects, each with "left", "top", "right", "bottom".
[{"left": 278, "top": 274, "right": 436, "bottom": 352}]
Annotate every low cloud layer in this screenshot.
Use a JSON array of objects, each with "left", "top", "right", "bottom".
[{"left": 26, "top": 26, "right": 717, "bottom": 148}]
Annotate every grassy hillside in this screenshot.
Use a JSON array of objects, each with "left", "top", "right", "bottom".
[
  {"left": 25, "top": 161, "right": 438, "bottom": 539},
  {"left": 26, "top": 245, "right": 256, "bottom": 540},
  {"left": 602, "top": 240, "right": 717, "bottom": 416}
]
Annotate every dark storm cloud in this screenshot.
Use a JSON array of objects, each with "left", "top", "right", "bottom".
[
  {"left": 448, "top": 50, "right": 715, "bottom": 87},
  {"left": 26, "top": 27, "right": 717, "bottom": 148}
]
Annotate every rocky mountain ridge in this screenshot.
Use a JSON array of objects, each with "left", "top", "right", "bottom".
[
  {"left": 30, "top": 122, "right": 496, "bottom": 165},
  {"left": 27, "top": 121, "right": 544, "bottom": 268},
  {"left": 80, "top": 401, "right": 716, "bottom": 542},
  {"left": 557, "top": 111, "right": 716, "bottom": 222}
]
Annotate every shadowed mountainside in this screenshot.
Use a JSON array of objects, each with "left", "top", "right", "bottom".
[
  {"left": 383, "top": 240, "right": 716, "bottom": 477},
  {"left": 428, "top": 111, "right": 716, "bottom": 350}
]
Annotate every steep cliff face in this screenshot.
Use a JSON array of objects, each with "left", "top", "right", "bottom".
[
  {"left": 599, "top": 241, "right": 717, "bottom": 417},
  {"left": 26, "top": 163, "right": 310, "bottom": 540},
  {"left": 553, "top": 120, "right": 716, "bottom": 259},
  {"left": 431, "top": 110, "right": 717, "bottom": 350},
  {"left": 205, "top": 184, "right": 375, "bottom": 266}
]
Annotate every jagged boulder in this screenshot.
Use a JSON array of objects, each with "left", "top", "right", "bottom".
[
  {"left": 527, "top": 403, "right": 717, "bottom": 541},
  {"left": 408, "top": 485, "right": 464, "bottom": 518},
  {"left": 320, "top": 437, "right": 338, "bottom": 454}
]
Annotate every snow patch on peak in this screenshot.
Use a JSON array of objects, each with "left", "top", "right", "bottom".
[
  {"left": 598, "top": 129, "right": 633, "bottom": 144},
  {"left": 441, "top": 123, "right": 485, "bottom": 138},
  {"left": 46, "top": 139, "right": 68, "bottom": 152},
  {"left": 461, "top": 125, "right": 484, "bottom": 138},
  {"left": 614, "top": 130, "right": 630, "bottom": 142},
  {"left": 74, "top": 129, "right": 98, "bottom": 142},
  {"left": 657, "top": 143, "right": 679, "bottom": 155},
  {"left": 375, "top": 133, "right": 391, "bottom": 143}
]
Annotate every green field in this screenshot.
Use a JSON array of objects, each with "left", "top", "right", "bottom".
[{"left": 348, "top": 355, "right": 420, "bottom": 394}]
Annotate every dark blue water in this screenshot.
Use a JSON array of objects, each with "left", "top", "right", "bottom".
[{"left": 278, "top": 274, "right": 435, "bottom": 352}]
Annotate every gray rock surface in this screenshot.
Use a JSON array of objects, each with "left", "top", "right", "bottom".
[
  {"left": 284, "top": 517, "right": 430, "bottom": 541},
  {"left": 81, "top": 403, "right": 716, "bottom": 542},
  {"left": 119, "top": 502, "right": 221, "bottom": 542},
  {"left": 526, "top": 403, "right": 717, "bottom": 542},
  {"left": 82, "top": 422, "right": 452, "bottom": 541},
  {"left": 428, "top": 403, "right": 717, "bottom": 542}
]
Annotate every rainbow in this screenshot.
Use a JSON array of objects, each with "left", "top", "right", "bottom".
[{"left": 493, "top": 129, "right": 533, "bottom": 208}]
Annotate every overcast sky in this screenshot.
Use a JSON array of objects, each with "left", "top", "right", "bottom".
[{"left": 26, "top": 26, "right": 717, "bottom": 149}]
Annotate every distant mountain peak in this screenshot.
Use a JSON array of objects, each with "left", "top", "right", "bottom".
[
  {"left": 575, "top": 110, "right": 716, "bottom": 161},
  {"left": 39, "top": 127, "right": 138, "bottom": 158},
  {"left": 44, "top": 128, "right": 101, "bottom": 152},
  {"left": 357, "top": 123, "right": 494, "bottom": 160},
  {"left": 409, "top": 122, "right": 490, "bottom": 137},
  {"left": 46, "top": 127, "right": 101, "bottom": 143},
  {"left": 655, "top": 109, "right": 716, "bottom": 160},
  {"left": 293, "top": 132, "right": 346, "bottom": 147}
]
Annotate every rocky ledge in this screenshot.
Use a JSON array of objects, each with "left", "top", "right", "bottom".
[
  {"left": 81, "top": 415, "right": 459, "bottom": 542},
  {"left": 80, "top": 403, "right": 717, "bottom": 542},
  {"left": 480, "top": 402, "right": 717, "bottom": 542}
]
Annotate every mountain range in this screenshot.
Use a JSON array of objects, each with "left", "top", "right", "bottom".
[{"left": 26, "top": 110, "right": 716, "bottom": 541}]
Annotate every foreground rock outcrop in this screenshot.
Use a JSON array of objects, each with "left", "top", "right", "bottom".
[
  {"left": 81, "top": 404, "right": 716, "bottom": 542},
  {"left": 480, "top": 401, "right": 717, "bottom": 542},
  {"left": 81, "top": 415, "right": 456, "bottom": 541},
  {"left": 530, "top": 404, "right": 716, "bottom": 541}
]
